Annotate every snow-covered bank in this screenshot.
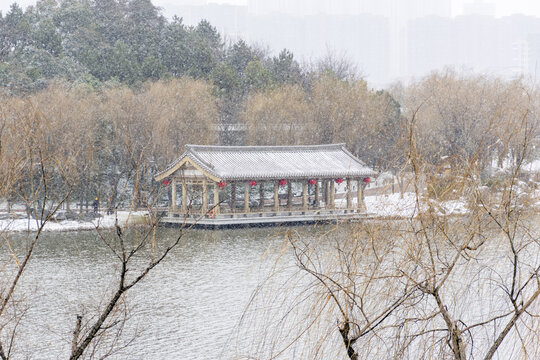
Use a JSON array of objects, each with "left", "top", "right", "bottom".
[
  {"left": 364, "top": 193, "right": 465, "bottom": 218},
  {"left": 524, "top": 158, "right": 540, "bottom": 173},
  {"left": 364, "top": 188, "right": 540, "bottom": 218},
  {"left": 338, "top": 192, "right": 470, "bottom": 218},
  {"left": 1, "top": 186, "right": 537, "bottom": 232},
  {"left": 364, "top": 192, "right": 419, "bottom": 218},
  {"left": 0, "top": 211, "right": 149, "bottom": 232}
]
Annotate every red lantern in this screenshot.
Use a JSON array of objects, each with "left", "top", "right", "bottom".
[
  {"left": 308, "top": 179, "right": 317, "bottom": 185},
  {"left": 249, "top": 180, "right": 257, "bottom": 187},
  {"left": 278, "top": 179, "right": 287, "bottom": 187},
  {"left": 363, "top": 177, "right": 371, "bottom": 184},
  {"left": 162, "top": 179, "right": 170, "bottom": 186},
  {"left": 335, "top": 178, "right": 344, "bottom": 184},
  {"left": 217, "top": 181, "right": 227, "bottom": 189}
]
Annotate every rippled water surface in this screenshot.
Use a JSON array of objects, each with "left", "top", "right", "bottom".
[{"left": 7, "top": 226, "right": 309, "bottom": 359}]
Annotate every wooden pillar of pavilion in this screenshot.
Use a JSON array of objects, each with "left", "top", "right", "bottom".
[
  {"left": 324, "top": 180, "right": 330, "bottom": 209},
  {"left": 357, "top": 179, "right": 365, "bottom": 211},
  {"left": 273, "top": 182, "right": 279, "bottom": 212},
  {"left": 213, "top": 182, "right": 220, "bottom": 215},
  {"left": 287, "top": 181, "right": 292, "bottom": 210},
  {"left": 181, "top": 179, "right": 187, "bottom": 213},
  {"left": 346, "top": 178, "right": 352, "bottom": 210},
  {"left": 259, "top": 182, "right": 265, "bottom": 211},
  {"left": 330, "top": 180, "right": 335, "bottom": 209},
  {"left": 322, "top": 180, "right": 326, "bottom": 208},
  {"left": 314, "top": 181, "right": 320, "bottom": 207},
  {"left": 171, "top": 178, "right": 177, "bottom": 211},
  {"left": 244, "top": 182, "right": 250, "bottom": 213},
  {"left": 231, "top": 182, "right": 236, "bottom": 213},
  {"left": 302, "top": 181, "right": 308, "bottom": 210},
  {"left": 202, "top": 178, "right": 208, "bottom": 214}
]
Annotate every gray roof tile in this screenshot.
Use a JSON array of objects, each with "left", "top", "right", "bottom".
[{"left": 156, "top": 143, "right": 377, "bottom": 181}]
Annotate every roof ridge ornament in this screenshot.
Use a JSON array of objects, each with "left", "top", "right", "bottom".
[{"left": 185, "top": 143, "right": 346, "bottom": 152}]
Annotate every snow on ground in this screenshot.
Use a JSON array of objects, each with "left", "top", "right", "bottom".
[
  {"left": 1, "top": 184, "right": 537, "bottom": 232},
  {"left": 364, "top": 189, "right": 539, "bottom": 218},
  {"left": 437, "top": 199, "right": 469, "bottom": 215},
  {"left": 364, "top": 192, "right": 419, "bottom": 218},
  {"left": 336, "top": 192, "right": 418, "bottom": 218},
  {"left": 338, "top": 192, "right": 469, "bottom": 218},
  {"left": 524, "top": 158, "right": 540, "bottom": 173},
  {"left": 0, "top": 211, "right": 148, "bottom": 232}
]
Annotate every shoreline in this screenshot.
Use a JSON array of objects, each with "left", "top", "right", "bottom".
[
  {"left": 0, "top": 211, "right": 150, "bottom": 233},
  {"left": 0, "top": 193, "right": 460, "bottom": 233},
  {"left": 1, "top": 190, "right": 538, "bottom": 232}
]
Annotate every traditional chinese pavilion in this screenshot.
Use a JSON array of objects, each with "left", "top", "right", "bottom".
[{"left": 154, "top": 144, "right": 377, "bottom": 227}]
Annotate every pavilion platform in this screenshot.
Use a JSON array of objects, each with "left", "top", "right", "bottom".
[{"left": 160, "top": 208, "right": 372, "bottom": 228}]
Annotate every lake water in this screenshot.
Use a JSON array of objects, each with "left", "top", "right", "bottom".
[
  {"left": 5, "top": 226, "right": 315, "bottom": 359},
  {"left": 6, "top": 219, "right": 537, "bottom": 359}
]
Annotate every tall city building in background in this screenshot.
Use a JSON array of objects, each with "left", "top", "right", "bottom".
[
  {"left": 463, "top": 0, "right": 496, "bottom": 16},
  {"left": 526, "top": 34, "right": 540, "bottom": 78},
  {"left": 244, "top": 0, "right": 452, "bottom": 84},
  {"left": 168, "top": 0, "right": 540, "bottom": 87}
]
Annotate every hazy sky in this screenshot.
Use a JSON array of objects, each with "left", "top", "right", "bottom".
[
  {"left": 2, "top": 0, "right": 540, "bottom": 18},
  {"left": 170, "top": 0, "right": 540, "bottom": 18}
]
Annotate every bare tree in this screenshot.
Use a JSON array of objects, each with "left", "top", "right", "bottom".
[
  {"left": 242, "top": 85, "right": 314, "bottom": 146},
  {"left": 68, "top": 212, "right": 188, "bottom": 359},
  {"left": 237, "top": 75, "right": 540, "bottom": 360},
  {"left": 0, "top": 98, "right": 74, "bottom": 359},
  {"left": 0, "top": 95, "right": 194, "bottom": 359}
]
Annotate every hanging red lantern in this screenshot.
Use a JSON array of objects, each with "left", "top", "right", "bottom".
[
  {"left": 335, "top": 178, "right": 344, "bottom": 184},
  {"left": 217, "top": 181, "right": 227, "bottom": 189},
  {"left": 162, "top": 179, "right": 170, "bottom": 186},
  {"left": 308, "top": 179, "right": 317, "bottom": 185},
  {"left": 363, "top": 177, "right": 371, "bottom": 184},
  {"left": 278, "top": 179, "right": 287, "bottom": 187},
  {"left": 249, "top": 180, "right": 257, "bottom": 187}
]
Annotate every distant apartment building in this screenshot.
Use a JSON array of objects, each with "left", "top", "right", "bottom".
[
  {"left": 247, "top": 0, "right": 451, "bottom": 82},
  {"left": 176, "top": 3, "right": 248, "bottom": 42},
  {"left": 526, "top": 34, "right": 540, "bottom": 77},
  {"left": 407, "top": 14, "right": 540, "bottom": 81},
  {"left": 168, "top": 1, "right": 540, "bottom": 86},
  {"left": 463, "top": 0, "right": 496, "bottom": 17}
]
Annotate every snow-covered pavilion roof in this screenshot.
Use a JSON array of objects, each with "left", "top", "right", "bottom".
[{"left": 155, "top": 144, "right": 377, "bottom": 181}]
